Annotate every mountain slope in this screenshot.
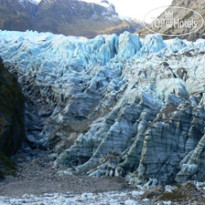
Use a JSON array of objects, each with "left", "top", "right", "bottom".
[
  {"left": 139, "top": 0, "right": 205, "bottom": 41},
  {"left": 0, "top": 0, "right": 36, "bottom": 31},
  {"left": 1, "top": 30, "right": 205, "bottom": 185},
  {"left": 0, "top": 0, "right": 141, "bottom": 37}
]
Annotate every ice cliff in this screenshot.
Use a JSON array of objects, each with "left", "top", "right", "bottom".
[{"left": 1, "top": 30, "right": 205, "bottom": 185}]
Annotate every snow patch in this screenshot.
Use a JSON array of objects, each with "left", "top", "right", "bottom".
[{"left": 18, "top": 0, "right": 41, "bottom": 5}]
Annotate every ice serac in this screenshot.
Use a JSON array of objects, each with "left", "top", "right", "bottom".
[{"left": 1, "top": 30, "right": 205, "bottom": 185}]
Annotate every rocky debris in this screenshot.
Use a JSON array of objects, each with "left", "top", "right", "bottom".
[
  {"left": 0, "top": 147, "right": 133, "bottom": 197},
  {"left": 1, "top": 179, "right": 205, "bottom": 205},
  {"left": 1, "top": 30, "right": 205, "bottom": 186},
  {"left": 0, "top": 191, "right": 145, "bottom": 205},
  {"left": 0, "top": 58, "right": 24, "bottom": 177},
  {"left": 142, "top": 186, "right": 164, "bottom": 199},
  {"left": 141, "top": 181, "right": 205, "bottom": 204}
]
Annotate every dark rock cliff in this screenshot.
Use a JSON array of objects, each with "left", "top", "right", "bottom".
[{"left": 0, "top": 58, "right": 24, "bottom": 177}]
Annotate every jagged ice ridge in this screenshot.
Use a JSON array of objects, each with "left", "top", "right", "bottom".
[{"left": 1, "top": 30, "right": 205, "bottom": 185}]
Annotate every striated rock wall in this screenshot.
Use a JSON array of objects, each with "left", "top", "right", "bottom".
[{"left": 1, "top": 30, "right": 205, "bottom": 185}]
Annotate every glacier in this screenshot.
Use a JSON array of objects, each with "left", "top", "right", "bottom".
[{"left": 1, "top": 30, "right": 205, "bottom": 185}]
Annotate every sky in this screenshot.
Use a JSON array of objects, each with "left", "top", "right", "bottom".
[
  {"left": 82, "top": 0, "right": 173, "bottom": 22},
  {"left": 35, "top": 0, "right": 173, "bottom": 22}
]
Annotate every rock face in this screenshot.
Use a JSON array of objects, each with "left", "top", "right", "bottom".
[
  {"left": 139, "top": 0, "right": 205, "bottom": 41},
  {"left": 0, "top": 0, "right": 141, "bottom": 38},
  {"left": 0, "top": 58, "right": 24, "bottom": 176},
  {"left": 1, "top": 30, "right": 205, "bottom": 185}
]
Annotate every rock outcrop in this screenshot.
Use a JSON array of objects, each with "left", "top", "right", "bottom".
[
  {"left": 0, "top": 58, "right": 24, "bottom": 177},
  {"left": 139, "top": 0, "right": 205, "bottom": 41},
  {"left": 1, "top": 30, "right": 205, "bottom": 185}
]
